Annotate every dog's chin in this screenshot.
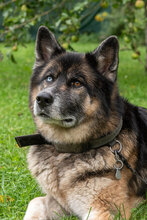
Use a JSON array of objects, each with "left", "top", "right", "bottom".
[
  {"left": 34, "top": 113, "right": 94, "bottom": 145},
  {"left": 37, "top": 114, "right": 77, "bottom": 128}
]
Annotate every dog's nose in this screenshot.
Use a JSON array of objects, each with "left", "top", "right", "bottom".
[{"left": 36, "top": 92, "right": 53, "bottom": 107}]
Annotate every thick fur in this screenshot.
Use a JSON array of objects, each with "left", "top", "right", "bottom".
[{"left": 24, "top": 26, "right": 147, "bottom": 220}]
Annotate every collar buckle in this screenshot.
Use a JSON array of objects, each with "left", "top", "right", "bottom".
[{"left": 109, "top": 139, "right": 124, "bottom": 180}]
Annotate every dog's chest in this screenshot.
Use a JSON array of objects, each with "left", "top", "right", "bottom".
[{"left": 27, "top": 145, "right": 116, "bottom": 208}]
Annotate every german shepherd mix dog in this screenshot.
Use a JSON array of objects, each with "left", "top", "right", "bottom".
[{"left": 24, "top": 26, "right": 147, "bottom": 220}]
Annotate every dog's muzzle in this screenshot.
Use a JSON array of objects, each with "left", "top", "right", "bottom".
[{"left": 34, "top": 92, "right": 77, "bottom": 128}]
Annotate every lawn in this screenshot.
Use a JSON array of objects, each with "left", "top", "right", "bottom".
[{"left": 0, "top": 38, "right": 147, "bottom": 220}]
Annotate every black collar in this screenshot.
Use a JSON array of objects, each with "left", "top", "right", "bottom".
[
  {"left": 15, "top": 118, "right": 147, "bottom": 185},
  {"left": 15, "top": 117, "right": 123, "bottom": 153}
]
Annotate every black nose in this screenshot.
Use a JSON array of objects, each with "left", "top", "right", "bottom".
[{"left": 36, "top": 92, "right": 53, "bottom": 108}]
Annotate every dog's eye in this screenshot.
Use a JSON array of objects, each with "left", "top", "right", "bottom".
[
  {"left": 46, "top": 75, "right": 53, "bottom": 83},
  {"left": 71, "top": 81, "right": 82, "bottom": 88}
]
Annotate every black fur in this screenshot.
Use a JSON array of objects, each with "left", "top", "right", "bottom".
[{"left": 30, "top": 26, "right": 147, "bottom": 198}]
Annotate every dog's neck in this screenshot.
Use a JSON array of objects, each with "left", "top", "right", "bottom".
[
  {"left": 15, "top": 117, "right": 123, "bottom": 153},
  {"left": 53, "top": 117, "right": 123, "bottom": 153}
]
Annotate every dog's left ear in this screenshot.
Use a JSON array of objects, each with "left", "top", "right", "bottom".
[
  {"left": 35, "top": 26, "right": 65, "bottom": 64},
  {"left": 89, "top": 36, "right": 119, "bottom": 82}
]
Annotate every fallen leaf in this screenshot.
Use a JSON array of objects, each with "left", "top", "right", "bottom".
[
  {"left": 6, "top": 196, "right": 15, "bottom": 202},
  {"left": 0, "top": 195, "right": 4, "bottom": 203}
]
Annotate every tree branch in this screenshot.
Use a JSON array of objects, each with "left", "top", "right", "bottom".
[
  {"left": 0, "top": 0, "right": 16, "bottom": 9},
  {"left": 0, "top": 0, "right": 67, "bottom": 37}
]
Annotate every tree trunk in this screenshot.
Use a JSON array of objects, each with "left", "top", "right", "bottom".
[{"left": 145, "top": 1, "right": 147, "bottom": 73}]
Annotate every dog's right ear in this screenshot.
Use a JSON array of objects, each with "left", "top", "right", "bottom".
[{"left": 35, "top": 26, "right": 65, "bottom": 65}]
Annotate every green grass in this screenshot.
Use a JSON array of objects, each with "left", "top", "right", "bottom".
[{"left": 0, "top": 40, "right": 147, "bottom": 220}]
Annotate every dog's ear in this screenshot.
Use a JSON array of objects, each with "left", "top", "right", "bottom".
[
  {"left": 35, "top": 26, "right": 65, "bottom": 64},
  {"left": 89, "top": 36, "right": 119, "bottom": 82}
]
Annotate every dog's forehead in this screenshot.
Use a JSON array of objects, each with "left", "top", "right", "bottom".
[
  {"left": 58, "top": 52, "right": 84, "bottom": 64},
  {"left": 42, "top": 52, "right": 87, "bottom": 75},
  {"left": 55, "top": 52, "right": 85, "bottom": 72}
]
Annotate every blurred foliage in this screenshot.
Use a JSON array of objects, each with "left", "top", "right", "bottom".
[
  {"left": 110, "top": 0, "right": 146, "bottom": 63},
  {"left": 0, "top": 0, "right": 147, "bottom": 69},
  {"left": 95, "top": 0, "right": 146, "bottom": 64},
  {"left": 0, "top": 0, "right": 96, "bottom": 49}
]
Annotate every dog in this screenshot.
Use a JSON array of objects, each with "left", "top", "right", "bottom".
[{"left": 23, "top": 26, "right": 147, "bottom": 220}]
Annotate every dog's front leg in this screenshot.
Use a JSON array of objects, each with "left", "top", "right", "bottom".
[
  {"left": 24, "top": 196, "right": 47, "bottom": 220},
  {"left": 24, "top": 195, "right": 67, "bottom": 220}
]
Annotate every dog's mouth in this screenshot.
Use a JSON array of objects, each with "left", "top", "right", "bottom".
[
  {"left": 39, "top": 112, "right": 49, "bottom": 118},
  {"left": 61, "top": 118, "right": 76, "bottom": 127},
  {"left": 38, "top": 112, "right": 76, "bottom": 128}
]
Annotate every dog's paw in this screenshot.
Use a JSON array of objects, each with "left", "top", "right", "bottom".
[{"left": 24, "top": 197, "right": 49, "bottom": 220}]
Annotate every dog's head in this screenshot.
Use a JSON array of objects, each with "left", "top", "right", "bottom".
[{"left": 29, "top": 26, "right": 121, "bottom": 144}]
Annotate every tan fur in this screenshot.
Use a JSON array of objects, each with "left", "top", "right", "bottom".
[
  {"left": 84, "top": 96, "right": 100, "bottom": 117},
  {"left": 31, "top": 72, "right": 121, "bottom": 145},
  {"left": 30, "top": 87, "right": 40, "bottom": 112},
  {"left": 33, "top": 110, "right": 122, "bottom": 145},
  {"left": 25, "top": 33, "right": 144, "bottom": 219},
  {"left": 27, "top": 64, "right": 143, "bottom": 220},
  {"left": 60, "top": 85, "right": 67, "bottom": 91},
  {"left": 25, "top": 129, "right": 143, "bottom": 220},
  {"left": 27, "top": 86, "right": 143, "bottom": 219}
]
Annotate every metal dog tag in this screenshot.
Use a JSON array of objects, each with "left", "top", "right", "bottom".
[{"left": 115, "top": 169, "right": 121, "bottom": 180}]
